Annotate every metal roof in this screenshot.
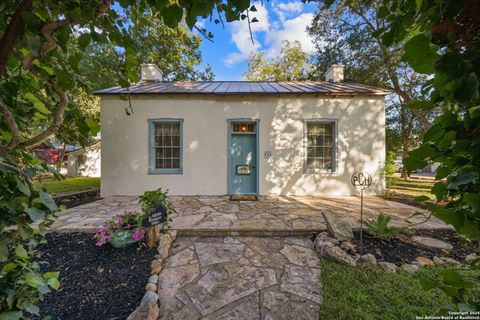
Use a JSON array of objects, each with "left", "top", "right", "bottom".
[{"left": 94, "top": 81, "right": 390, "bottom": 96}]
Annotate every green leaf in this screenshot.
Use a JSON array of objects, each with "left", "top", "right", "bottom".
[
  {"left": 16, "top": 179, "right": 31, "bottom": 196},
  {"left": 414, "top": 195, "right": 430, "bottom": 202},
  {"left": 435, "top": 166, "right": 450, "bottom": 180},
  {"left": 250, "top": 5, "right": 257, "bottom": 12},
  {"left": 57, "top": 71, "right": 75, "bottom": 91},
  {"left": 402, "top": 33, "right": 439, "bottom": 74},
  {"left": 162, "top": 5, "right": 183, "bottom": 28},
  {"left": 78, "top": 33, "right": 91, "bottom": 50},
  {"left": 423, "top": 125, "right": 445, "bottom": 142},
  {"left": 34, "top": 112, "right": 48, "bottom": 119},
  {"left": 437, "top": 131, "right": 456, "bottom": 148},
  {"left": 464, "top": 193, "right": 480, "bottom": 211},
  {"left": 39, "top": 191, "right": 58, "bottom": 211},
  {"left": 251, "top": 17, "right": 259, "bottom": 23},
  {"left": 454, "top": 72, "right": 479, "bottom": 102},
  {"left": 86, "top": 118, "right": 100, "bottom": 136},
  {"left": 25, "top": 275, "right": 44, "bottom": 288},
  {"left": 431, "top": 182, "right": 447, "bottom": 202},
  {"left": 1, "top": 263, "right": 17, "bottom": 273},
  {"left": 47, "top": 277, "right": 60, "bottom": 290},
  {"left": 15, "top": 245, "right": 28, "bottom": 261},
  {"left": 448, "top": 172, "right": 479, "bottom": 190},
  {"left": 25, "top": 207, "right": 46, "bottom": 222},
  {"left": 440, "top": 269, "right": 466, "bottom": 287},
  {"left": 43, "top": 271, "right": 59, "bottom": 280},
  {"left": 33, "top": 101, "right": 51, "bottom": 115},
  {"left": 0, "top": 311, "right": 23, "bottom": 320}
]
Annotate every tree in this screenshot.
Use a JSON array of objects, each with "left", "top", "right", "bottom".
[
  {"left": 243, "top": 40, "right": 311, "bottom": 81},
  {"left": 0, "top": 1, "right": 256, "bottom": 317},
  {"left": 373, "top": 0, "right": 480, "bottom": 310},
  {"left": 79, "top": 17, "right": 214, "bottom": 92},
  {"left": 307, "top": 0, "right": 433, "bottom": 169}
]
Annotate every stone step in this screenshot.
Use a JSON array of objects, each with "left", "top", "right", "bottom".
[{"left": 174, "top": 228, "right": 326, "bottom": 237}]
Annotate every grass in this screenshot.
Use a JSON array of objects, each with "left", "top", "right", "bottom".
[
  {"left": 319, "top": 259, "right": 478, "bottom": 320},
  {"left": 34, "top": 177, "right": 100, "bottom": 194},
  {"left": 386, "top": 176, "right": 435, "bottom": 198}
]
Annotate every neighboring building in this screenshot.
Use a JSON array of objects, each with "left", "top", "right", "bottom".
[
  {"left": 96, "top": 64, "right": 389, "bottom": 197},
  {"left": 33, "top": 142, "right": 101, "bottom": 177},
  {"left": 63, "top": 141, "right": 101, "bottom": 177}
]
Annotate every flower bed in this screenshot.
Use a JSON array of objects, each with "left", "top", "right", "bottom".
[{"left": 35, "top": 233, "right": 156, "bottom": 320}]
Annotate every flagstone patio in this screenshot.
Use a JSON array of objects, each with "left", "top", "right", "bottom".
[
  {"left": 48, "top": 195, "right": 448, "bottom": 234},
  {"left": 157, "top": 235, "right": 321, "bottom": 320}
]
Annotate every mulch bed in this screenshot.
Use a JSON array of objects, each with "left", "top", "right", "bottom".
[
  {"left": 54, "top": 189, "right": 101, "bottom": 208},
  {"left": 36, "top": 233, "right": 156, "bottom": 320},
  {"left": 352, "top": 229, "right": 480, "bottom": 265}
]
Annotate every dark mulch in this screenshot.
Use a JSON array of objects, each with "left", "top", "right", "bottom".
[
  {"left": 54, "top": 189, "right": 101, "bottom": 209},
  {"left": 352, "top": 229, "right": 480, "bottom": 265},
  {"left": 36, "top": 233, "right": 156, "bottom": 320}
]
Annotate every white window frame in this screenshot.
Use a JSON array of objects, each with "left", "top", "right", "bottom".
[{"left": 303, "top": 119, "right": 338, "bottom": 173}]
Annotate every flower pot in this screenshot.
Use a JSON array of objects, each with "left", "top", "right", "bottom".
[{"left": 109, "top": 230, "right": 136, "bottom": 248}]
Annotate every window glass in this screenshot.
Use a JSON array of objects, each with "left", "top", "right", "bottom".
[
  {"left": 153, "top": 122, "right": 181, "bottom": 170},
  {"left": 306, "top": 122, "right": 335, "bottom": 171},
  {"left": 232, "top": 122, "right": 255, "bottom": 133}
]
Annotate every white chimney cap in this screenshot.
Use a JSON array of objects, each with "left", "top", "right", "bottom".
[
  {"left": 141, "top": 64, "right": 163, "bottom": 82},
  {"left": 325, "top": 64, "right": 345, "bottom": 83}
]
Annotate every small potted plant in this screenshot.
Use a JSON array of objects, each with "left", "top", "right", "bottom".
[{"left": 93, "top": 211, "right": 146, "bottom": 248}]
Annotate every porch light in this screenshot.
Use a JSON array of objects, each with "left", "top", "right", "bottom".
[{"left": 240, "top": 124, "right": 248, "bottom": 132}]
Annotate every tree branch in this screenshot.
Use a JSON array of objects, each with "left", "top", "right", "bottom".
[
  {"left": 0, "top": 0, "right": 33, "bottom": 79},
  {"left": 22, "top": 0, "right": 113, "bottom": 68},
  {"left": 19, "top": 82, "right": 68, "bottom": 149}
]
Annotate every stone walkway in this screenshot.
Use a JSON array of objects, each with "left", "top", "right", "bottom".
[
  {"left": 170, "top": 196, "right": 326, "bottom": 236},
  {"left": 48, "top": 195, "right": 448, "bottom": 233},
  {"left": 157, "top": 236, "right": 321, "bottom": 320}
]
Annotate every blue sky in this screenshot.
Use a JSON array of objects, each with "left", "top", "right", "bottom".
[{"left": 197, "top": 1, "right": 318, "bottom": 80}]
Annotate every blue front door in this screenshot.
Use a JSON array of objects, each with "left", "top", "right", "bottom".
[{"left": 229, "top": 122, "right": 257, "bottom": 195}]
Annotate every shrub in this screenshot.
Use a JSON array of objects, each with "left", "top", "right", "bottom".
[{"left": 362, "top": 213, "right": 404, "bottom": 238}]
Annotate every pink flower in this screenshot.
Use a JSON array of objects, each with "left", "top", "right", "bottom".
[
  {"left": 132, "top": 228, "right": 146, "bottom": 241},
  {"left": 116, "top": 211, "right": 124, "bottom": 216},
  {"left": 95, "top": 242, "right": 104, "bottom": 247}
]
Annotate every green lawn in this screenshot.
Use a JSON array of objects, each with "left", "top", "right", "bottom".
[
  {"left": 319, "top": 259, "right": 479, "bottom": 320},
  {"left": 34, "top": 177, "right": 100, "bottom": 194},
  {"left": 386, "top": 176, "right": 435, "bottom": 197}
]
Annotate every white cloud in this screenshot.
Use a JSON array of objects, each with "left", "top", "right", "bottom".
[
  {"left": 271, "top": 1, "right": 303, "bottom": 23},
  {"left": 223, "top": 2, "right": 269, "bottom": 67},
  {"left": 222, "top": 2, "right": 315, "bottom": 67},
  {"left": 276, "top": 2, "right": 303, "bottom": 13},
  {"left": 264, "top": 12, "right": 315, "bottom": 57}
]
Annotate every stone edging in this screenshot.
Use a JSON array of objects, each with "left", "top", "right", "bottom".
[
  {"left": 127, "top": 230, "right": 177, "bottom": 320},
  {"left": 313, "top": 231, "right": 478, "bottom": 273}
]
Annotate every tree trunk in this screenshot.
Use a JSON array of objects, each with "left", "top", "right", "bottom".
[
  {"left": 146, "top": 225, "right": 160, "bottom": 248},
  {"left": 400, "top": 107, "right": 410, "bottom": 180}
]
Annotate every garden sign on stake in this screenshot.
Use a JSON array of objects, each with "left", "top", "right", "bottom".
[
  {"left": 142, "top": 202, "right": 168, "bottom": 248},
  {"left": 351, "top": 171, "right": 372, "bottom": 255}
]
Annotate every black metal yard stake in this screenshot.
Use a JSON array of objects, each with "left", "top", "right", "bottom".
[
  {"left": 360, "top": 188, "right": 364, "bottom": 256},
  {"left": 351, "top": 171, "right": 372, "bottom": 257}
]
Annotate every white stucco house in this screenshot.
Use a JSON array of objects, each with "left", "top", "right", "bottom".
[{"left": 96, "top": 64, "right": 389, "bottom": 197}]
